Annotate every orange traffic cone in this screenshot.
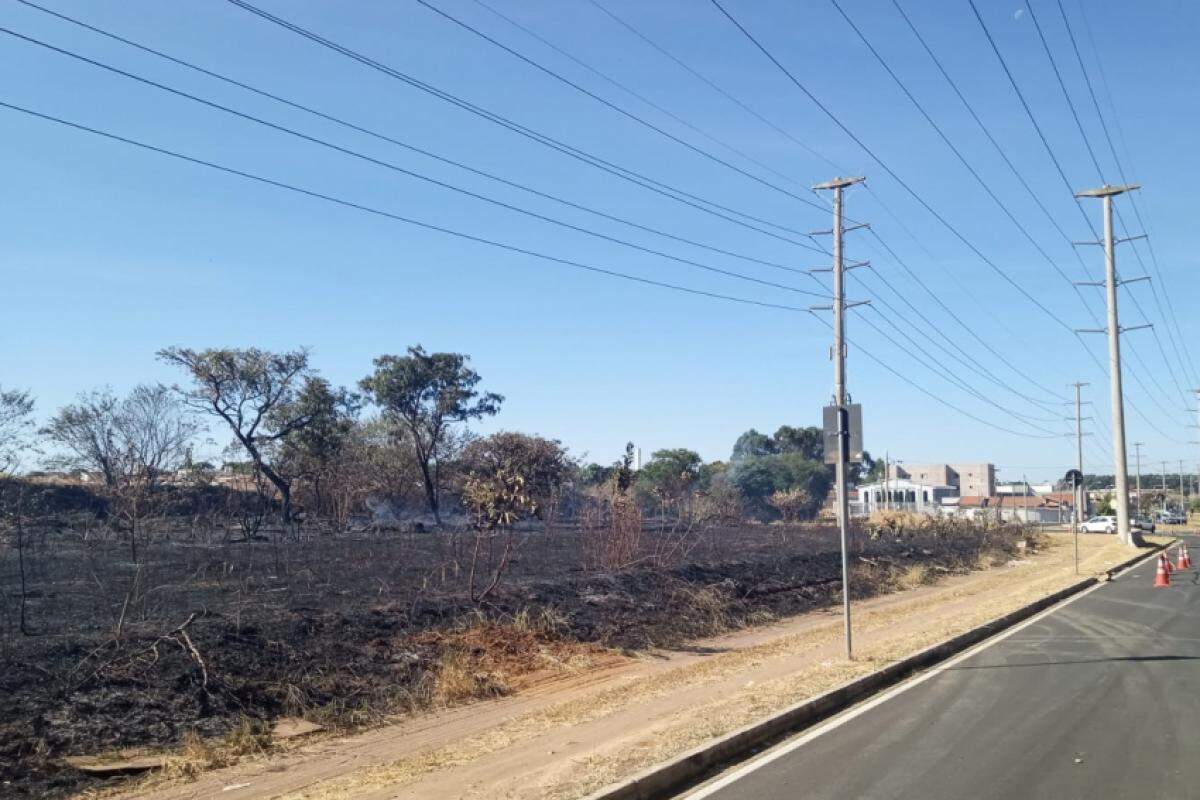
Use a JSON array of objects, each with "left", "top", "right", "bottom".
[
  {"left": 1164, "top": 553, "right": 1173, "bottom": 574},
  {"left": 1155, "top": 553, "right": 1171, "bottom": 588},
  {"left": 1179, "top": 545, "right": 1192, "bottom": 570}
]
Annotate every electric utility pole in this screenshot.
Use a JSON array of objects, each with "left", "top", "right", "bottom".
[
  {"left": 1191, "top": 389, "right": 1200, "bottom": 520},
  {"left": 1075, "top": 184, "right": 1147, "bottom": 547},
  {"left": 1162, "top": 460, "right": 1169, "bottom": 513},
  {"left": 1070, "top": 382, "right": 1090, "bottom": 525},
  {"left": 1133, "top": 441, "right": 1144, "bottom": 519},
  {"left": 883, "top": 452, "right": 890, "bottom": 512},
  {"left": 812, "top": 175, "right": 868, "bottom": 660}
]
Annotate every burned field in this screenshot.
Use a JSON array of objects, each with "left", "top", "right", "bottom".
[{"left": 0, "top": 520, "right": 1031, "bottom": 797}]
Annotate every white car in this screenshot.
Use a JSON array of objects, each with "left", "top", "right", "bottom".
[{"left": 1080, "top": 515, "right": 1117, "bottom": 534}]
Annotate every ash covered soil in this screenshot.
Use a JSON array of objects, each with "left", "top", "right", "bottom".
[{"left": 0, "top": 523, "right": 1027, "bottom": 797}]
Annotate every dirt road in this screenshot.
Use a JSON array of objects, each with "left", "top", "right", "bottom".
[{"left": 114, "top": 533, "right": 1145, "bottom": 800}]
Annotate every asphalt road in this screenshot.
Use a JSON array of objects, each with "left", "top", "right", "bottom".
[{"left": 685, "top": 536, "right": 1200, "bottom": 800}]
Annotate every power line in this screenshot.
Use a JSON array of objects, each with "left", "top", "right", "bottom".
[
  {"left": 1, "top": 26, "right": 829, "bottom": 301},
  {"left": 1071, "top": 0, "right": 1200, "bottom": 388},
  {"left": 848, "top": 265, "right": 1065, "bottom": 417},
  {"left": 1021, "top": 0, "right": 1191, "bottom": 412},
  {"left": 710, "top": 0, "right": 1075, "bottom": 402},
  {"left": 888, "top": 0, "right": 1082, "bottom": 272},
  {"left": 464, "top": 0, "right": 813, "bottom": 198},
  {"left": 416, "top": 0, "right": 831, "bottom": 213},
  {"left": 0, "top": 98, "right": 1064, "bottom": 444},
  {"left": 582, "top": 0, "right": 846, "bottom": 176},
  {"left": 572, "top": 0, "right": 1067, "bottom": 408},
  {"left": 859, "top": 305, "right": 1064, "bottom": 435},
  {"left": 0, "top": 100, "right": 819, "bottom": 313},
  {"left": 808, "top": 314, "right": 1062, "bottom": 440},
  {"left": 891, "top": 0, "right": 1185, "bottom": 424},
  {"left": 1050, "top": 0, "right": 1199, "bottom": 392},
  {"left": 831, "top": 0, "right": 1114, "bottom": 373},
  {"left": 720, "top": 0, "right": 1182, "bottom": 444},
  {"left": 25, "top": 0, "right": 1099, "bottom": 441},
  {"left": 221, "top": 0, "right": 826, "bottom": 253},
  {"left": 11, "top": 0, "right": 816, "bottom": 282},
  {"left": 965, "top": 0, "right": 1188, "bottom": 439},
  {"left": 831, "top": 0, "right": 1080, "bottom": 292}
]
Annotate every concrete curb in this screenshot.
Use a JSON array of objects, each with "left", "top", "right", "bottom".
[{"left": 583, "top": 539, "right": 1172, "bottom": 800}]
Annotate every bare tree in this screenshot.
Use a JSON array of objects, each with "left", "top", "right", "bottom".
[
  {"left": 0, "top": 387, "right": 35, "bottom": 634},
  {"left": 0, "top": 386, "right": 35, "bottom": 475},
  {"left": 43, "top": 385, "right": 201, "bottom": 559},
  {"left": 42, "top": 386, "right": 196, "bottom": 486}
]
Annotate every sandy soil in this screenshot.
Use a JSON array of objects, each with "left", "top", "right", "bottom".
[{"left": 104, "top": 532, "right": 1153, "bottom": 800}]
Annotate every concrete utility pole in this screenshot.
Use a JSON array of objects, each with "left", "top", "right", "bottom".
[
  {"left": 1075, "top": 184, "right": 1145, "bottom": 547},
  {"left": 883, "top": 452, "right": 890, "bottom": 512},
  {"left": 1192, "top": 389, "right": 1200, "bottom": 518},
  {"left": 1133, "top": 442, "right": 1144, "bottom": 519},
  {"left": 1162, "top": 461, "right": 1169, "bottom": 513},
  {"left": 1071, "top": 382, "right": 1089, "bottom": 525},
  {"left": 812, "top": 175, "right": 867, "bottom": 660}
]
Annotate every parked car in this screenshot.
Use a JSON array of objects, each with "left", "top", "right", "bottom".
[
  {"left": 1156, "top": 511, "right": 1187, "bottom": 525},
  {"left": 1133, "top": 516, "right": 1156, "bottom": 533},
  {"left": 1080, "top": 515, "right": 1117, "bottom": 533}
]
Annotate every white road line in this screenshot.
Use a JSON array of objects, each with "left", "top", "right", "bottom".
[{"left": 682, "top": 549, "right": 1158, "bottom": 799}]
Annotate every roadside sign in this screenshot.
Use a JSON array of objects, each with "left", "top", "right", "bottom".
[{"left": 823, "top": 403, "right": 864, "bottom": 464}]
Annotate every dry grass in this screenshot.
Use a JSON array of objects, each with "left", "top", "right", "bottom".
[
  {"left": 899, "top": 563, "right": 930, "bottom": 589},
  {"left": 270, "top": 533, "right": 1159, "bottom": 800},
  {"left": 432, "top": 649, "right": 511, "bottom": 706},
  {"left": 156, "top": 718, "right": 273, "bottom": 783}
]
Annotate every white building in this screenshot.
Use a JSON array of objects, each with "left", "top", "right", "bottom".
[
  {"left": 853, "top": 478, "right": 957, "bottom": 517},
  {"left": 887, "top": 462, "right": 996, "bottom": 498}
]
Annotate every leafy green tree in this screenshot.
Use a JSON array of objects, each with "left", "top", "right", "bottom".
[
  {"left": 359, "top": 346, "right": 502, "bottom": 524},
  {"left": 730, "top": 456, "right": 789, "bottom": 501},
  {"left": 273, "top": 377, "right": 361, "bottom": 516},
  {"left": 578, "top": 462, "right": 613, "bottom": 487},
  {"left": 731, "top": 429, "right": 776, "bottom": 463},
  {"left": 461, "top": 432, "right": 570, "bottom": 603},
  {"left": 849, "top": 451, "right": 876, "bottom": 485},
  {"left": 697, "top": 460, "right": 729, "bottom": 491},
  {"left": 461, "top": 431, "right": 571, "bottom": 518},
  {"left": 773, "top": 425, "right": 823, "bottom": 460},
  {"left": 637, "top": 448, "right": 702, "bottom": 499},
  {"left": 158, "top": 347, "right": 321, "bottom": 525},
  {"left": 612, "top": 442, "right": 636, "bottom": 496},
  {"left": 780, "top": 452, "right": 832, "bottom": 507},
  {"left": 731, "top": 451, "right": 831, "bottom": 520}
]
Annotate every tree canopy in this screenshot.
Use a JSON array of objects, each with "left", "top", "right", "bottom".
[
  {"left": 360, "top": 345, "right": 502, "bottom": 523},
  {"left": 158, "top": 346, "right": 326, "bottom": 523}
]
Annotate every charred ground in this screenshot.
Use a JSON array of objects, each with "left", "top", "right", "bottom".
[{"left": 0, "top": 518, "right": 1032, "bottom": 798}]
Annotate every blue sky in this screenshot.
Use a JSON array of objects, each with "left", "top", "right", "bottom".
[{"left": 2, "top": 0, "right": 1198, "bottom": 482}]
